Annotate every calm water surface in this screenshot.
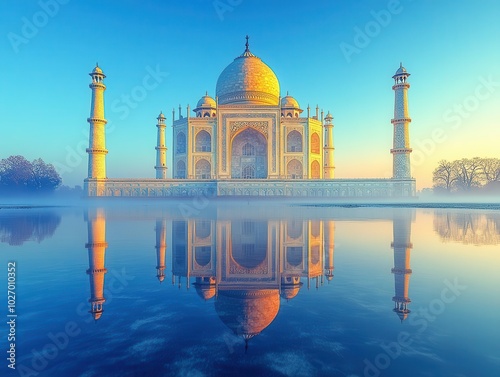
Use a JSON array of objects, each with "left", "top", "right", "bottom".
[{"left": 1, "top": 201, "right": 499, "bottom": 377}]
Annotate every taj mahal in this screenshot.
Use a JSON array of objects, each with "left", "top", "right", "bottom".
[{"left": 84, "top": 37, "right": 416, "bottom": 197}]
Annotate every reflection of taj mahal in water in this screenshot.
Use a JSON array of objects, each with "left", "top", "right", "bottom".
[
  {"left": 84, "top": 208, "right": 414, "bottom": 339},
  {"left": 84, "top": 37, "right": 416, "bottom": 197}
]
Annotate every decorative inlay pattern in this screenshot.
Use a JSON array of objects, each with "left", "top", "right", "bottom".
[
  {"left": 221, "top": 113, "right": 277, "bottom": 172},
  {"left": 194, "top": 155, "right": 211, "bottom": 163},
  {"left": 229, "top": 121, "right": 268, "bottom": 137}
]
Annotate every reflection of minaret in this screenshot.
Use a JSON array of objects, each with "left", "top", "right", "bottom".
[
  {"left": 155, "top": 219, "right": 167, "bottom": 282},
  {"left": 85, "top": 208, "right": 108, "bottom": 321},
  {"left": 324, "top": 220, "right": 335, "bottom": 282},
  {"left": 391, "top": 211, "right": 413, "bottom": 322}
]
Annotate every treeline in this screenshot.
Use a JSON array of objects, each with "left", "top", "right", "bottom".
[
  {"left": 0, "top": 155, "right": 61, "bottom": 194},
  {"left": 433, "top": 157, "right": 500, "bottom": 194}
]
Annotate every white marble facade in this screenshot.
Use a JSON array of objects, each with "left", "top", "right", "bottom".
[{"left": 84, "top": 40, "right": 416, "bottom": 198}]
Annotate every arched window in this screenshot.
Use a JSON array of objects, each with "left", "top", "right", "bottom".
[
  {"left": 286, "top": 247, "right": 303, "bottom": 266},
  {"left": 176, "top": 132, "right": 186, "bottom": 154},
  {"left": 242, "top": 165, "right": 255, "bottom": 179},
  {"left": 311, "top": 133, "right": 320, "bottom": 154},
  {"left": 231, "top": 128, "right": 267, "bottom": 179},
  {"left": 242, "top": 220, "right": 255, "bottom": 235},
  {"left": 195, "top": 130, "right": 211, "bottom": 152},
  {"left": 242, "top": 142, "right": 255, "bottom": 156},
  {"left": 176, "top": 160, "right": 186, "bottom": 179},
  {"left": 287, "top": 131, "right": 302, "bottom": 152},
  {"left": 287, "top": 159, "right": 303, "bottom": 179},
  {"left": 195, "top": 159, "right": 211, "bottom": 179},
  {"left": 194, "top": 246, "right": 211, "bottom": 266},
  {"left": 311, "top": 245, "right": 320, "bottom": 265},
  {"left": 311, "top": 160, "right": 320, "bottom": 179},
  {"left": 287, "top": 220, "right": 303, "bottom": 239},
  {"left": 311, "top": 220, "right": 320, "bottom": 238},
  {"left": 195, "top": 220, "right": 211, "bottom": 239}
]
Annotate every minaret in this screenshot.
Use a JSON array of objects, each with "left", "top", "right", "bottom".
[
  {"left": 391, "top": 211, "right": 413, "bottom": 322},
  {"left": 391, "top": 63, "right": 412, "bottom": 179},
  {"left": 324, "top": 220, "right": 335, "bottom": 282},
  {"left": 155, "top": 219, "right": 167, "bottom": 282},
  {"left": 323, "top": 112, "right": 335, "bottom": 179},
  {"left": 155, "top": 112, "right": 168, "bottom": 179},
  {"left": 86, "top": 64, "right": 108, "bottom": 180},
  {"left": 85, "top": 208, "right": 108, "bottom": 321}
]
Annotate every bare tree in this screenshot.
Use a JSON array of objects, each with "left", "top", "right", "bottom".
[
  {"left": 454, "top": 157, "right": 484, "bottom": 191},
  {"left": 479, "top": 158, "right": 500, "bottom": 183},
  {"left": 432, "top": 160, "right": 459, "bottom": 192}
]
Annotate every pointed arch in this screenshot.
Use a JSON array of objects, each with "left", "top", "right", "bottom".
[
  {"left": 195, "top": 130, "right": 211, "bottom": 152},
  {"left": 176, "top": 160, "right": 186, "bottom": 179},
  {"left": 311, "top": 160, "right": 320, "bottom": 179},
  {"left": 287, "top": 159, "right": 303, "bottom": 179},
  {"left": 287, "top": 130, "right": 302, "bottom": 152},
  {"left": 230, "top": 128, "right": 267, "bottom": 179},
  {"left": 311, "top": 132, "right": 320, "bottom": 154},
  {"left": 176, "top": 132, "right": 186, "bottom": 154},
  {"left": 195, "top": 159, "right": 211, "bottom": 179}
]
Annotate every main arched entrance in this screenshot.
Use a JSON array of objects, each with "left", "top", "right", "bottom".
[{"left": 231, "top": 128, "right": 267, "bottom": 179}]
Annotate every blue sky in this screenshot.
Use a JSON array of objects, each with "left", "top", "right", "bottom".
[{"left": 1, "top": 0, "right": 499, "bottom": 189}]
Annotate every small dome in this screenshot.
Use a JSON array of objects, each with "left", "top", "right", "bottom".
[
  {"left": 92, "top": 311, "right": 103, "bottom": 321},
  {"left": 89, "top": 64, "right": 105, "bottom": 79},
  {"left": 195, "top": 284, "right": 216, "bottom": 301},
  {"left": 281, "top": 95, "right": 300, "bottom": 109},
  {"left": 157, "top": 112, "right": 166, "bottom": 120},
  {"left": 280, "top": 283, "right": 302, "bottom": 300},
  {"left": 92, "top": 65, "right": 103, "bottom": 74},
  {"left": 196, "top": 94, "right": 216, "bottom": 109},
  {"left": 157, "top": 275, "right": 165, "bottom": 282},
  {"left": 393, "top": 63, "right": 410, "bottom": 77},
  {"left": 394, "top": 308, "right": 410, "bottom": 322},
  {"left": 325, "top": 111, "right": 333, "bottom": 120}
]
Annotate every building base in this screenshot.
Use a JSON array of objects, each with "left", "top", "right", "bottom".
[{"left": 84, "top": 178, "right": 416, "bottom": 198}]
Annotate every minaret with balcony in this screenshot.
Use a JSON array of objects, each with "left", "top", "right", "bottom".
[
  {"left": 323, "top": 112, "right": 335, "bottom": 179},
  {"left": 85, "top": 64, "right": 108, "bottom": 196},
  {"left": 155, "top": 112, "right": 168, "bottom": 179},
  {"left": 391, "top": 63, "right": 412, "bottom": 180}
]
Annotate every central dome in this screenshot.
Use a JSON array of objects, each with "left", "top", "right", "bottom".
[
  {"left": 215, "top": 289, "right": 280, "bottom": 338},
  {"left": 216, "top": 40, "right": 280, "bottom": 106}
]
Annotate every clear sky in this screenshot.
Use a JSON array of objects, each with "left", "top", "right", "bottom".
[{"left": 1, "top": 0, "right": 499, "bottom": 189}]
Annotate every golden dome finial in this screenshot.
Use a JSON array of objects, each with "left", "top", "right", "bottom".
[{"left": 245, "top": 35, "right": 249, "bottom": 52}]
